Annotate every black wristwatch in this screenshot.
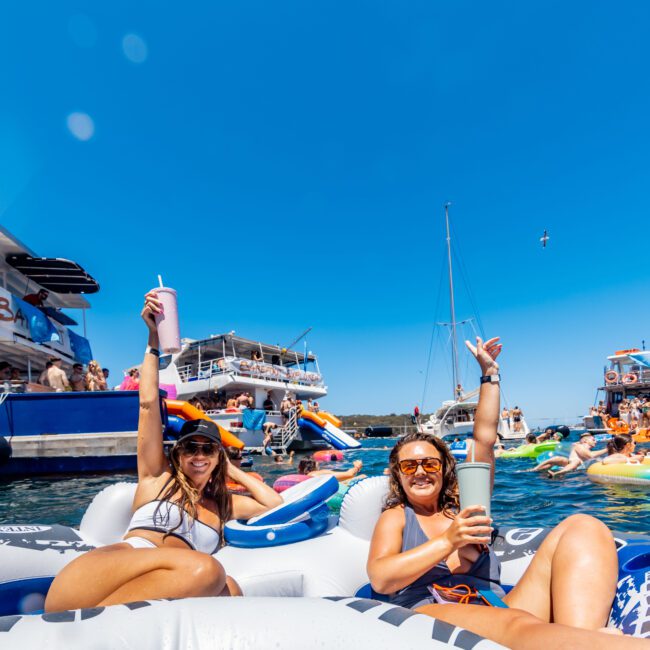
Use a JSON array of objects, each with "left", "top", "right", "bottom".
[
  {"left": 480, "top": 374, "right": 500, "bottom": 384},
  {"left": 145, "top": 345, "right": 160, "bottom": 357}
]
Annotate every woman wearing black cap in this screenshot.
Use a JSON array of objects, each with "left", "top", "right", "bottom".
[{"left": 46, "top": 292, "right": 282, "bottom": 612}]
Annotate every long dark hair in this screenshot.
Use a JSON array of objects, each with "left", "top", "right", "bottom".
[
  {"left": 155, "top": 441, "right": 232, "bottom": 548},
  {"left": 298, "top": 459, "right": 317, "bottom": 475},
  {"left": 607, "top": 433, "right": 633, "bottom": 455},
  {"left": 384, "top": 432, "right": 459, "bottom": 518}
]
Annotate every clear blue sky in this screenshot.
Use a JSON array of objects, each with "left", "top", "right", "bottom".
[{"left": 2, "top": 2, "right": 649, "bottom": 423}]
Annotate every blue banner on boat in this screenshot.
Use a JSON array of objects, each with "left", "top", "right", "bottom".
[
  {"left": 242, "top": 408, "right": 266, "bottom": 431},
  {"left": 68, "top": 328, "right": 93, "bottom": 364},
  {"left": 14, "top": 297, "right": 59, "bottom": 343},
  {"left": 629, "top": 352, "right": 650, "bottom": 369}
]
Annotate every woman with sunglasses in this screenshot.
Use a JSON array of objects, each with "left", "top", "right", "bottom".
[
  {"left": 368, "top": 337, "right": 630, "bottom": 649},
  {"left": 46, "top": 292, "right": 282, "bottom": 612}
]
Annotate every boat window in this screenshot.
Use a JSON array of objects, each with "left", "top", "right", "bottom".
[{"left": 159, "top": 355, "right": 172, "bottom": 370}]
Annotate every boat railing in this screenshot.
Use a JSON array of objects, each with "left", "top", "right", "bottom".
[
  {"left": 177, "top": 357, "right": 325, "bottom": 387},
  {"left": 604, "top": 367, "right": 650, "bottom": 387},
  {"left": 272, "top": 408, "right": 300, "bottom": 449}
]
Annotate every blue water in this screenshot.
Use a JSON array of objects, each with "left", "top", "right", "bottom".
[{"left": 0, "top": 438, "right": 648, "bottom": 534}]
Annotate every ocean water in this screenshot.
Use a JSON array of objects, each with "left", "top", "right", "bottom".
[{"left": 0, "top": 438, "right": 648, "bottom": 534}]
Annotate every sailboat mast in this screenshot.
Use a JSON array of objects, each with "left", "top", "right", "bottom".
[{"left": 444, "top": 202, "right": 460, "bottom": 400}]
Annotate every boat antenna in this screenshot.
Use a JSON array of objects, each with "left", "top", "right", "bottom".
[
  {"left": 444, "top": 202, "right": 460, "bottom": 401},
  {"left": 281, "top": 327, "right": 313, "bottom": 354}
]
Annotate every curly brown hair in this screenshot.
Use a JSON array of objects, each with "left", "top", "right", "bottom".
[
  {"left": 384, "top": 432, "right": 459, "bottom": 518},
  {"left": 154, "top": 441, "right": 232, "bottom": 549}
]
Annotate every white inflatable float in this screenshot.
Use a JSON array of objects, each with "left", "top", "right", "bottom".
[{"left": 0, "top": 476, "right": 648, "bottom": 647}]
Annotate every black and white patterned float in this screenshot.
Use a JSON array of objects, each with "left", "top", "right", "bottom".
[{"left": 0, "top": 476, "right": 648, "bottom": 647}]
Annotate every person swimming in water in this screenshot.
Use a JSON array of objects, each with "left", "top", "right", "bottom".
[
  {"left": 602, "top": 434, "right": 644, "bottom": 465},
  {"left": 367, "top": 337, "right": 626, "bottom": 649},
  {"left": 298, "top": 458, "right": 364, "bottom": 482},
  {"left": 45, "top": 292, "right": 283, "bottom": 612},
  {"left": 531, "top": 432, "right": 608, "bottom": 477}
]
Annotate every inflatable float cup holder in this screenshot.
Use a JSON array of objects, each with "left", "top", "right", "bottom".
[{"left": 622, "top": 551, "right": 650, "bottom": 573}]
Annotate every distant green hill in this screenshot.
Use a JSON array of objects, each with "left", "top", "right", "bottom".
[{"left": 337, "top": 413, "right": 432, "bottom": 436}]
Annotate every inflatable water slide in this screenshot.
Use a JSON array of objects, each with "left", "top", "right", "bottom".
[{"left": 299, "top": 410, "right": 361, "bottom": 450}]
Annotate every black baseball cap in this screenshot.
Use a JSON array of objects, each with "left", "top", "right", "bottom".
[{"left": 177, "top": 419, "right": 222, "bottom": 445}]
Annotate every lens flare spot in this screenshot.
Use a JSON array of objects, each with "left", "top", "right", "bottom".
[
  {"left": 122, "top": 34, "right": 148, "bottom": 64},
  {"left": 66, "top": 112, "right": 95, "bottom": 141}
]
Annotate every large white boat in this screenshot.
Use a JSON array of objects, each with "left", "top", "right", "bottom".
[
  {"left": 0, "top": 225, "right": 150, "bottom": 477},
  {"left": 583, "top": 347, "right": 650, "bottom": 433},
  {"left": 154, "top": 333, "right": 333, "bottom": 451},
  {"left": 417, "top": 205, "right": 529, "bottom": 442}
]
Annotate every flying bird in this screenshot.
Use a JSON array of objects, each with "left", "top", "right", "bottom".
[{"left": 540, "top": 230, "right": 550, "bottom": 248}]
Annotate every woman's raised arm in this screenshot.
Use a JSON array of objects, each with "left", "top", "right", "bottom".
[
  {"left": 465, "top": 336, "right": 502, "bottom": 488},
  {"left": 137, "top": 291, "right": 167, "bottom": 480}
]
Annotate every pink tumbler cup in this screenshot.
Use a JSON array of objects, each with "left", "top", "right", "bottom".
[{"left": 154, "top": 287, "right": 181, "bottom": 354}]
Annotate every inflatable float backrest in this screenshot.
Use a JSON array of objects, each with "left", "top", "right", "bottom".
[
  {"left": 338, "top": 476, "right": 388, "bottom": 540},
  {"left": 80, "top": 482, "right": 137, "bottom": 546}
]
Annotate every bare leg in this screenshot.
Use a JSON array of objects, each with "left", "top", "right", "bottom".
[
  {"left": 503, "top": 514, "right": 617, "bottom": 628},
  {"left": 45, "top": 543, "right": 227, "bottom": 612},
  {"left": 549, "top": 459, "right": 581, "bottom": 477},
  {"left": 530, "top": 456, "right": 568, "bottom": 472},
  {"left": 415, "top": 605, "right": 646, "bottom": 650}
]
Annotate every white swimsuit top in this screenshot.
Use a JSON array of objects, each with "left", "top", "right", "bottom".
[{"left": 126, "top": 500, "right": 221, "bottom": 554}]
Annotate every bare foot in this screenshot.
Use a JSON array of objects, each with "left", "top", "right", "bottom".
[{"left": 548, "top": 470, "right": 556, "bottom": 478}]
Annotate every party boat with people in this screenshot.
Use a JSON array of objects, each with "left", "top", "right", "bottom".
[
  {"left": 583, "top": 347, "right": 650, "bottom": 434},
  {"left": 0, "top": 225, "right": 149, "bottom": 477},
  {"left": 151, "top": 333, "right": 354, "bottom": 451}
]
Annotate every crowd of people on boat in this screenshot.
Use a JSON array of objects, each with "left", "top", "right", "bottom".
[
  {"left": 3, "top": 358, "right": 111, "bottom": 392},
  {"left": 500, "top": 405, "right": 524, "bottom": 432},
  {"left": 589, "top": 397, "right": 650, "bottom": 430}
]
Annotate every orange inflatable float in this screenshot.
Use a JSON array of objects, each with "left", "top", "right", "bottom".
[
  {"left": 318, "top": 411, "right": 343, "bottom": 428},
  {"left": 227, "top": 472, "right": 264, "bottom": 494},
  {"left": 633, "top": 428, "right": 650, "bottom": 443},
  {"left": 165, "top": 399, "right": 244, "bottom": 449},
  {"left": 607, "top": 418, "right": 630, "bottom": 434},
  {"left": 300, "top": 409, "right": 327, "bottom": 428}
]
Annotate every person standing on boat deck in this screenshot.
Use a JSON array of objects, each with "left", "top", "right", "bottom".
[
  {"left": 69, "top": 363, "right": 86, "bottom": 391},
  {"left": 0, "top": 362, "right": 11, "bottom": 382},
  {"left": 85, "top": 360, "right": 107, "bottom": 391},
  {"left": 38, "top": 361, "right": 52, "bottom": 386},
  {"left": 367, "top": 337, "right": 623, "bottom": 650},
  {"left": 23, "top": 288, "right": 49, "bottom": 308},
  {"left": 511, "top": 405, "right": 523, "bottom": 432},
  {"left": 263, "top": 392, "right": 275, "bottom": 412},
  {"left": 47, "top": 358, "right": 70, "bottom": 392},
  {"left": 45, "top": 291, "right": 283, "bottom": 613}
]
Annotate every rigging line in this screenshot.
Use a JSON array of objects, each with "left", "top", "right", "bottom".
[
  {"left": 420, "top": 246, "right": 447, "bottom": 412},
  {"left": 451, "top": 239, "right": 486, "bottom": 340},
  {"left": 448, "top": 220, "right": 487, "bottom": 339}
]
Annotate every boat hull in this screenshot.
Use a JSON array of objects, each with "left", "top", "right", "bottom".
[{"left": 0, "top": 392, "right": 160, "bottom": 478}]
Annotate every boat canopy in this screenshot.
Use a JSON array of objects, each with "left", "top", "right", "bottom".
[
  {"left": 180, "top": 333, "right": 316, "bottom": 367},
  {"left": 6, "top": 254, "right": 99, "bottom": 295}
]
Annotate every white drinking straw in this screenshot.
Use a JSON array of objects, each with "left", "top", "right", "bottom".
[{"left": 158, "top": 275, "right": 164, "bottom": 288}]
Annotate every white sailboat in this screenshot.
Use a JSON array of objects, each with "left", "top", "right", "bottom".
[{"left": 418, "top": 204, "right": 529, "bottom": 442}]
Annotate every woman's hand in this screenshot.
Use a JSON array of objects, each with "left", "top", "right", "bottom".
[
  {"left": 353, "top": 460, "right": 363, "bottom": 472},
  {"left": 442, "top": 506, "right": 493, "bottom": 549},
  {"left": 141, "top": 291, "right": 162, "bottom": 333},
  {"left": 465, "top": 336, "right": 502, "bottom": 376}
]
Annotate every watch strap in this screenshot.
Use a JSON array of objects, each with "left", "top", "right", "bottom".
[
  {"left": 480, "top": 374, "right": 500, "bottom": 384},
  {"left": 145, "top": 345, "right": 160, "bottom": 357}
]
